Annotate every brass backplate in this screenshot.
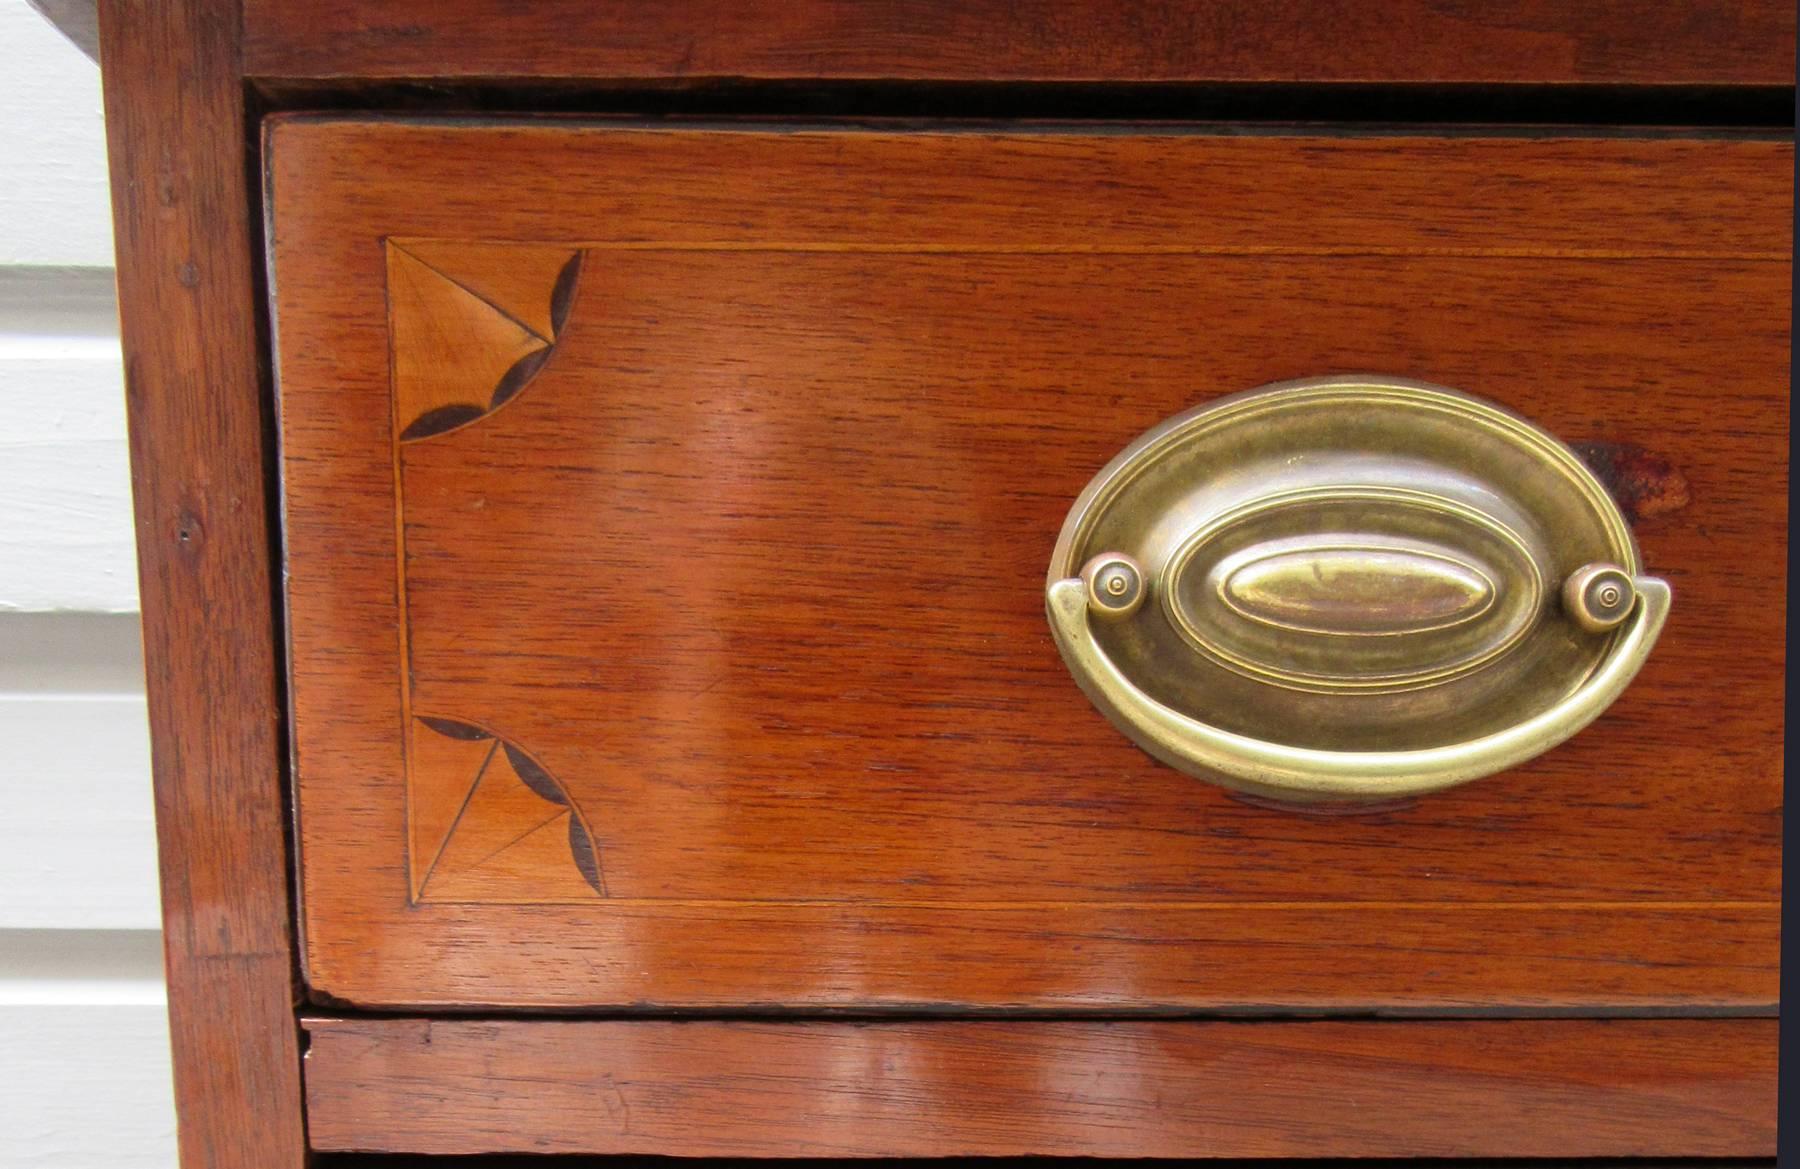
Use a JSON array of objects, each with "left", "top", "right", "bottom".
[{"left": 1047, "top": 376, "right": 1662, "bottom": 800}]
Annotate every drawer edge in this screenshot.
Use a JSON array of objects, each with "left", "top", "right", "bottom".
[{"left": 302, "top": 1016, "right": 1776, "bottom": 1157}]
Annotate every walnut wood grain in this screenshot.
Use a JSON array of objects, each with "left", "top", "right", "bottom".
[
  {"left": 268, "top": 122, "right": 1788, "bottom": 1011},
  {"left": 242, "top": 1, "right": 1797, "bottom": 87},
  {"left": 96, "top": 1, "right": 306, "bottom": 1166},
  {"left": 301, "top": 1016, "right": 1777, "bottom": 1157}
]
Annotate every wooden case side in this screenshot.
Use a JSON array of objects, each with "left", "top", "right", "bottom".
[{"left": 97, "top": 1, "right": 307, "bottom": 1166}]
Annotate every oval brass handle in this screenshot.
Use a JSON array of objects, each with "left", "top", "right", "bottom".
[
  {"left": 1047, "top": 570, "right": 1668, "bottom": 801},
  {"left": 1045, "top": 377, "right": 1671, "bottom": 803}
]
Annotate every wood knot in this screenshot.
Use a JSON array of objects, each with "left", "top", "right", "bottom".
[{"left": 174, "top": 507, "right": 204, "bottom": 552}]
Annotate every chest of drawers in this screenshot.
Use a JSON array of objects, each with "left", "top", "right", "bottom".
[{"left": 99, "top": 2, "right": 1791, "bottom": 1163}]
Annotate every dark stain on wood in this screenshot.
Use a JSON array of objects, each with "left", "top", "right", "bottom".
[{"left": 1573, "top": 441, "right": 1694, "bottom": 524}]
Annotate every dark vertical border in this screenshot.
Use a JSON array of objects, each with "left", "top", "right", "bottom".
[{"left": 97, "top": 0, "right": 308, "bottom": 1165}]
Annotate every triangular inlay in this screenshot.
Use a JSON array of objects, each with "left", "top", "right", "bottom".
[
  {"left": 407, "top": 718, "right": 497, "bottom": 897},
  {"left": 417, "top": 738, "right": 603, "bottom": 901},
  {"left": 387, "top": 243, "right": 548, "bottom": 440},
  {"left": 399, "top": 241, "right": 580, "bottom": 341}
]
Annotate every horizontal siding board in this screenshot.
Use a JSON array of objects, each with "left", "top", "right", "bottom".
[
  {"left": 1, "top": 10, "right": 176, "bottom": 1169},
  {"left": 0, "top": 616, "right": 158, "bottom": 929},
  {"left": 0, "top": 0, "right": 114, "bottom": 266},
  {"left": 0, "top": 268, "right": 137, "bottom": 612},
  {"left": 0, "top": 931, "right": 174, "bottom": 1167},
  {"left": 0, "top": 927, "right": 165, "bottom": 1002},
  {"left": 0, "top": 694, "right": 159, "bottom": 928},
  {"left": 0, "top": 433, "right": 137, "bottom": 611},
  {"left": 0, "top": 1003, "right": 178, "bottom": 1167},
  {"left": 0, "top": 611, "right": 144, "bottom": 691}
]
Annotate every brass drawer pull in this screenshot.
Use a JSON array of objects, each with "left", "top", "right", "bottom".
[{"left": 1045, "top": 377, "right": 1670, "bottom": 803}]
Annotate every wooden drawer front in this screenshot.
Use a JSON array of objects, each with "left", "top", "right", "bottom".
[
  {"left": 302, "top": 1017, "right": 1777, "bottom": 1157},
  {"left": 268, "top": 121, "right": 1788, "bottom": 1010}
]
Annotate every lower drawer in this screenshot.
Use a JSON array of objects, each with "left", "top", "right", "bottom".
[{"left": 301, "top": 1017, "right": 1776, "bottom": 1157}]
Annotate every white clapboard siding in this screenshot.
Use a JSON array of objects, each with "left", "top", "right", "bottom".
[
  {"left": 0, "top": 932, "right": 177, "bottom": 1168},
  {"left": 0, "top": 615, "right": 159, "bottom": 930},
  {"left": 0, "top": 695, "right": 158, "bottom": 928},
  {"left": 0, "top": 622, "right": 167, "bottom": 1169},
  {"left": 0, "top": 267, "right": 138, "bottom": 613},
  {"left": 0, "top": 0, "right": 113, "bottom": 266},
  {"left": 1, "top": 5, "right": 179, "bottom": 1165}
]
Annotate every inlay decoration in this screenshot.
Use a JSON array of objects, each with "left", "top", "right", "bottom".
[
  {"left": 408, "top": 715, "right": 605, "bottom": 901},
  {"left": 388, "top": 240, "right": 600, "bottom": 902},
  {"left": 387, "top": 240, "right": 582, "bottom": 441}
]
